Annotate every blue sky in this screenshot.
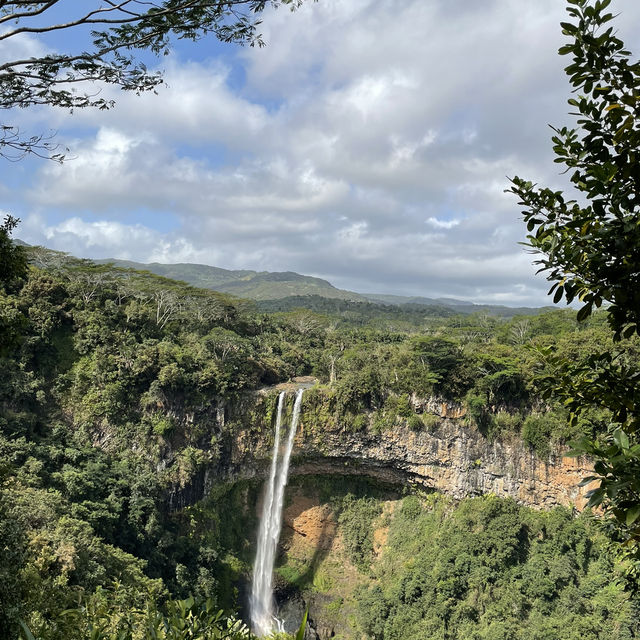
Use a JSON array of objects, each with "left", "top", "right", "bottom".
[{"left": 3, "top": 0, "right": 640, "bottom": 305}]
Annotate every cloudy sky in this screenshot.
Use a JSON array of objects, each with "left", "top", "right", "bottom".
[{"left": 3, "top": 0, "right": 640, "bottom": 305}]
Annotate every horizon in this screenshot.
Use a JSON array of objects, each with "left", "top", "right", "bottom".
[
  {"left": 20, "top": 238, "right": 558, "bottom": 309},
  {"left": 4, "top": 0, "right": 640, "bottom": 306}
]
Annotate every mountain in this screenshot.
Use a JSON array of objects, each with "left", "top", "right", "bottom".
[
  {"left": 361, "top": 293, "right": 551, "bottom": 317},
  {"left": 73, "top": 254, "right": 548, "bottom": 317},
  {"left": 96, "top": 259, "right": 366, "bottom": 302},
  {"left": 363, "top": 293, "right": 474, "bottom": 307}
]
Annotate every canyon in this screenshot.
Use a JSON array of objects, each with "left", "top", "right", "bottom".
[{"left": 174, "top": 385, "right": 595, "bottom": 515}]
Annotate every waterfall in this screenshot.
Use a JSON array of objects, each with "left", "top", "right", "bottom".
[{"left": 250, "top": 388, "right": 304, "bottom": 636}]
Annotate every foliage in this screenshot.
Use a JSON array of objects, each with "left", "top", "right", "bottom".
[
  {"left": 0, "top": 215, "right": 27, "bottom": 291},
  {"left": 406, "top": 414, "right": 424, "bottom": 432},
  {"left": 337, "top": 495, "right": 382, "bottom": 572},
  {"left": 421, "top": 413, "right": 440, "bottom": 432},
  {"left": 0, "top": 1, "right": 304, "bottom": 160},
  {"left": 2, "top": 245, "right": 640, "bottom": 635},
  {"left": 509, "top": 0, "right": 640, "bottom": 572},
  {"left": 521, "top": 413, "right": 553, "bottom": 458},
  {"left": 20, "top": 595, "right": 254, "bottom": 640},
  {"left": 510, "top": 0, "right": 640, "bottom": 338},
  {"left": 355, "top": 495, "right": 639, "bottom": 640}
]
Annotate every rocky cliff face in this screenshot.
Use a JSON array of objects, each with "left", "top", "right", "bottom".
[{"left": 201, "top": 390, "right": 595, "bottom": 512}]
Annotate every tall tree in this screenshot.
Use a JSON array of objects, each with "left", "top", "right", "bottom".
[
  {"left": 0, "top": 215, "right": 27, "bottom": 289},
  {"left": 509, "top": 0, "right": 640, "bottom": 579}
]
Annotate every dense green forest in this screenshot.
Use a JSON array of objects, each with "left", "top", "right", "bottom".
[
  {"left": 1, "top": 241, "right": 639, "bottom": 638},
  {"left": 2, "top": 0, "right": 639, "bottom": 638},
  {"left": 256, "top": 475, "right": 640, "bottom": 640}
]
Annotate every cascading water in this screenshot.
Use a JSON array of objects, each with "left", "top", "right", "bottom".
[{"left": 250, "top": 388, "right": 304, "bottom": 636}]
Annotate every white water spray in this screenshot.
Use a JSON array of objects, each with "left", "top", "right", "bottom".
[{"left": 250, "top": 389, "right": 304, "bottom": 636}]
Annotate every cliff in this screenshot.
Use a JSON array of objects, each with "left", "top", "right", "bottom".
[{"left": 181, "top": 388, "right": 595, "bottom": 512}]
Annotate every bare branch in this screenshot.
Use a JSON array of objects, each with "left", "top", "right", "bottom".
[{"left": 0, "top": 125, "right": 67, "bottom": 162}]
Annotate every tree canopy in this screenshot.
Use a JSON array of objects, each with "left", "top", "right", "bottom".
[{"left": 0, "top": 0, "right": 302, "bottom": 160}]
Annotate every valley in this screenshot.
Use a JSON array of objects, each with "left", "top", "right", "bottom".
[{"left": 1, "top": 246, "right": 636, "bottom": 639}]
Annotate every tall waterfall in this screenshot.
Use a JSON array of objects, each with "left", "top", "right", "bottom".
[{"left": 250, "top": 388, "right": 304, "bottom": 636}]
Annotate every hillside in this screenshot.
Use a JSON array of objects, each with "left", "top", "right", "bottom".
[
  {"left": 96, "top": 258, "right": 367, "bottom": 301},
  {"left": 1, "top": 243, "right": 636, "bottom": 640},
  {"left": 96, "top": 256, "right": 548, "bottom": 317}
]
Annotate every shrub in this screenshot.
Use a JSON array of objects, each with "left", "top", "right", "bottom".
[
  {"left": 421, "top": 413, "right": 440, "bottom": 432},
  {"left": 149, "top": 412, "right": 174, "bottom": 437},
  {"left": 344, "top": 412, "right": 367, "bottom": 433},
  {"left": 465, "top": 391, "right": 491, "bottom": 431},
  {"left": 338, "top": 495, "right": 382, "bottom": 571},
  {"left": 489, "top": 410, "right": 522, "bottom": 440},
  {"left": 407, "top": 414, "right": 424, "bottom": 432},
  {"left": 386, "top": 393, "right": 413, "bottom": 418},
  {"left": 399, "top": 495, "right": 422, "bottom": 520},
  {"left": 521, "top": 413, "right": 553, "bottom": 458},
  {"left": 371, "top": 410, "right": 394, "bottom": 435}
]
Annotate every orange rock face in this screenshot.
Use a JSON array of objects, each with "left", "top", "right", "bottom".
[{"left": 224, "top": 394, "right": 596, "bottom": 513}]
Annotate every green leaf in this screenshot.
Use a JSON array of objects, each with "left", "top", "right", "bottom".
[
  {"left": 576, "top": 302, "right": 592, "bottom": 322},
  {"left": 626, "top": 505, "right": 640, "bottom": 526},
  {"left": 295, "top": 609, "right": 309, "bottom": 640},
  {"left": 19, "top": 622, "right": 36, "bottom": 640},
  {"left": 613, "top": 428, "right": 629, "bottom": 450},
  {"left": 553, "top": 285, "right": 564, "bottom": 304}
]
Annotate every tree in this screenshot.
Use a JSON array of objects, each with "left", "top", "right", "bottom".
[
  {"left": 509, "top": 0, "right": 640, "bottom": 578},
  {"left": 0, "top": 215, "right": 27, "bottom": 288},
  {"left": 0, "top": 1, "right": 302, "bottom": 160}
]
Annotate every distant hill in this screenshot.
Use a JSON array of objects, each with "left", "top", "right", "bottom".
[
  {"left": 363, "top": 293, "right": 474, "bottom": 307},
  {"left": 96, "top": 259, "right": 366, "bottom": 302},
  {"left": 18, "top": 251, "right": 549, "bottom": 317},
  {"left": 361, "top": 293, "right": 552, "bottom": 318}
]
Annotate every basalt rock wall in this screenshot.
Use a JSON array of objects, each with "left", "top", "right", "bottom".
[{"left": 199, "top": 391, "right": 594, "bottom": 512}]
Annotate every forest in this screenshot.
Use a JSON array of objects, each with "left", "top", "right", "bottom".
[
  {"left": 0, "top": 242, "right": 638, "bottom": 639},
  {"left": 2, "top": 0, "right": 640, "bottom": 638}
]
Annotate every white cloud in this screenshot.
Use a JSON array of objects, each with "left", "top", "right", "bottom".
[
  {"left": 9, "top": 0, "right": 640, "bottom": 305},
  {"left": 426, "top": 217, "right": 460, "bottom": 230}
]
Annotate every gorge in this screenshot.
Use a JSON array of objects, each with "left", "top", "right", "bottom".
[
  {"left": 176, "top": 385, "right": 595, "bottom": 517},
  {"left": 180, "top": 387, "right": 600, "bottom": 638},
  {"left": 3, "top": 253, "right": 636, "bottom": 640}
]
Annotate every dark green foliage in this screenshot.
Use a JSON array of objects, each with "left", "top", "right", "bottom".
[
  {"left": 509, "top": 0, "right": 640, "bottom": 570},
  {"left": 510, "top": 0, "right": 640, "bottom": 337},
  {"left": 338, "top": 495, "right": 383, "bottom": 571},
  {"left": 411, "top": 336, "right": 469, "bottom": 397},
  {"left": 407, "top": 414, "right": 424, "bottom": 432},
  {"left": 356, "top": 495, "right": 638, "bottom": 640},
  {"left": 20, "top": 595, "right": 254, "bottom": 640},
  {"left": 521, "top": 413, "right": 565, "bottom": 458},
  {"left": 2, "top": 246, "right": 639, "bottom": 636},
  {"left": 0, "top": 259, "right": 288, "bottom": 637},
  {"left": 0, "top": 216, "right": 27, "bottom": 291}
]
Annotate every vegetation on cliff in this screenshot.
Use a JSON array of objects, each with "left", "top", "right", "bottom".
[
  {"left": 273, "top": 478, "right": 639, "bottom": 640},
  {"left": 1, "top": 235, "right": 638, "bottom": 637}
]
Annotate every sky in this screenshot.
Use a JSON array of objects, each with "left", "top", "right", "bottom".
[{"left": 3, "top": 0, "right": 640, "bottom": 306}]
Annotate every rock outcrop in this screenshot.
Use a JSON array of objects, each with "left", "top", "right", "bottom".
[{"left": 207, "top": 392, "right": 595, "bottom": 512}]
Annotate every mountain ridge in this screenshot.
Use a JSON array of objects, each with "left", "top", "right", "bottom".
[
  {"left": 17, "top": 246, "right": 550, "bottom": 316},
  {"left": 95, "top": 257, "right": 550, "bottom": 316}
]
